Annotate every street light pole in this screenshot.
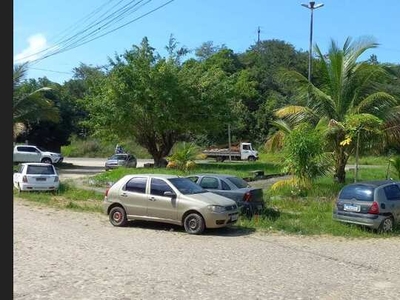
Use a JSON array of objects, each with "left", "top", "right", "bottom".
[{"left": 301, "top": 1, "right": 324, "bottom": 83}]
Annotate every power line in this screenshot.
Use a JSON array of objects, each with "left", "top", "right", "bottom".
[
  {"left": 29, "top": 67, "right": 73, "bottom": 75},
  {"left": 17, "top": 0, "right": 175, "bottom": 65}
]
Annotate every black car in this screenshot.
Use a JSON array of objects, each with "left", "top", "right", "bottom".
[{"left": 186, "top": 173, "right": 265, "bottom": 217}]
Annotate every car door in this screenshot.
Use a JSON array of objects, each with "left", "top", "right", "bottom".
[
  {"left": 121, "top": 176, "right": 149, "bottom": 217},
  {"left": 25, "top": 146, "right": 41, "bottom": 162},
  {"left": 383, "top": 183, "right": 400, "bottom": 222},
  {"left": 13, "top": 164, "right": 25, "bottom": 188},
  {"left": 15, "top": 146, "right": 33, "bottom": 162},
  {"left": 146, "top": 178, "right": 178, "bottom": 221},
  {"left": 198, "top": 176, "right": 242, "bottom": 203}
]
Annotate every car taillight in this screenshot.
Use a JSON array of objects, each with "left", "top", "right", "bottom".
[
  {"left": 244, "top": 192, "right": 251, "bottom": 202},
  {"left": 368, "top": 201, "right": 379, "bottom": 214},
  {"left": 22, "top": 175, "right": 27, "bottom": 183},
  {"left": 105, "top": 188, "right": 110, "bottom": 197}
]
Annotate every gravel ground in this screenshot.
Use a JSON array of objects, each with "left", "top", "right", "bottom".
[{"left": 14, "top": 198, "right": 400, "bottom": 300}]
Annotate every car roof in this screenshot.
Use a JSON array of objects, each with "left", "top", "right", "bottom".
[
  {"left": 123, "top": 174, "right": 180, "bottom": 179},
  {"left": 343, "top": 180, "right": 398, "bottom": 188},
  {"left": 188, "top": 173, "right": 237, "bottom": 179},
  {"left": 21, "top": 162, "right": 54, "bottom": 166}
]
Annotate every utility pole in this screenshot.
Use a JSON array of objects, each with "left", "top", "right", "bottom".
[
  {"left": 257, "top": 26, "right": 261, "bottom": 45},
  {"left": 301, "top": 1, "right": 324, "bottom": 83}
]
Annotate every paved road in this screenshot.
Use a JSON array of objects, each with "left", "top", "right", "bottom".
[
  {"left": 13, "top": 199, "right": 400, "bottom": 299},
  {"left": 58, "top": 157, "right": 154, "bottom": 180}
]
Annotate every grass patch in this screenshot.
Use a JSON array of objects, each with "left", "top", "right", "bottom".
[
  {"left": 14, "top": 155, "right": 400, "bottom": 238},
  {"left": 13, "top": 182, "right": 104, "bottom": 213}
]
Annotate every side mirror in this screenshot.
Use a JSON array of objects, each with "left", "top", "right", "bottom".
[{"left": 163, "top": 191, "right": 176, "bottom": 198}]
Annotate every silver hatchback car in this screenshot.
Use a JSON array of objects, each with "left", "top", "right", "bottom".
[
  {"left": 103, "top": 174, "right": 239, "bottom": 234},
  {"left": 333, "top": 180, "right": 400, "bottom": 233}
]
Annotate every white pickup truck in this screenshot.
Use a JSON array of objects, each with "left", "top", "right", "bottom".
[
  {"left": 13, "top": 145, "right": 64, "bottom": 164},
  {"left": 202, "top": 142, "right": 259, "bottom": 162}
]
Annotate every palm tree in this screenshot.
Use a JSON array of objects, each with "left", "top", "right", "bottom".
[
  {"left": 268, "top": 36, "right": 400, "bottom": 183},
  {"left": 13, "top": 62, "right": 59, "bottom": 141}
]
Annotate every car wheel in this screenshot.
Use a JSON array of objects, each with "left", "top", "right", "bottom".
[
  {"left": 41, "top": 158, "right": 52, "bottom": 164},
  {"left": 109, "top": 206, "right": 128, "bottom": 227},
  {"left": 248, "top": 156, "right": 256, "bottom": 162},
  {"left": 378, "top": 217, "right": 394, "bottom": 233},
  {"left": 183, "top": 213, "right": 205, "bottom": 235}
]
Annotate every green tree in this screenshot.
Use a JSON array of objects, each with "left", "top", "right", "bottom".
[
  {"left": 83, "top": 37, "right": 232, "bottom": 166},
  {"left": 270, "top": 36, "right": 400, "bottom": 183},
  {"left": 13, "top": 62, "right": 59, "bottom": 142},
  {"left": 281, "top": 123, "right": 332, "bottom": 190}
]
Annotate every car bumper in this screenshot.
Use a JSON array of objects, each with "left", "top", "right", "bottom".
[
  {"left": 54, "top": 157, "right": 63, "bottom": 164},
  {"left": 204, "top": 211, "right": 239, "bottom": 228},
  {"left": 332, "top": 211, "right": 382, "bottom": 229},
  {"left": 18, "top": 182, "right": 59, "bottom": 192}
]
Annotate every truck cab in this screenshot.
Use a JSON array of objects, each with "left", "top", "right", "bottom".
[{"left": 240, "top": 142, "right": 258, "bottom": 161}]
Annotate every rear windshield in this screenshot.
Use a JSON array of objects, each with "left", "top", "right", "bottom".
[
  {"left": 226, "top": 177, "right": 249, "bottom": 189},
  {"left": 26, "top": 165, "right": 55, "bottom": 175},
  {"left": 339, "top": 185, "right": 374, "bottom": 201}
]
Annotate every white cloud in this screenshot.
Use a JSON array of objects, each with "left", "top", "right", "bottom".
[{"left": 14, "top": 34, "right": 49, "bottom": 63}]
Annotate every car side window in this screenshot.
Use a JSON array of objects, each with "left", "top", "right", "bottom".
[
  {"left": 17, "top": 146, "right": 35, "bottom": 153},
  {"left": 186, "top": 176, "right": 198, "bottom": 183},
  {"left": 124, "top": 177, "right": 147, "bottom": 194},
  {"left": 221, "top": 179, "right": 231, "bottom": 190},
  {"left": 384, "top": 184, "right": 400, "bottom": 201},
  {"left": 18, "top": 165, "right": 25, "bottom": 173},
  {"left": 200, "top": 177, "right": 219, "bottom": 189},
  {"left": 150, "top": 178, "right": 173, "bottom": 196}
]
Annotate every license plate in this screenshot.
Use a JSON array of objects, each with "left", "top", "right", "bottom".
[
  {"left": 344, "top": 204, "right": 360, "bottom": 212},
  {"left": 230, "top": 214, "right": 238, "bottom": 221},
  {"left": 36, "top": 178, "right": 46, "bottom": 181}
]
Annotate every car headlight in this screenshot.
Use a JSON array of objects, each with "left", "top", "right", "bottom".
[{"left": 207, "top": 205, "right": 226, "bottom": 213}]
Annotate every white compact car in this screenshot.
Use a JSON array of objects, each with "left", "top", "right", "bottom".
[{"left": 13, "top": 163, "right": 60, "bottom": 192}]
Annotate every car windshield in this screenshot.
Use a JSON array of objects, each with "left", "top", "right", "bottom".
[
  {"left": 168, "top": 178, "right": 207, "bottom": 195},
  {"left": 339, "top": 185, "right": 374, "bottom": 201},
  {"left": 226, "top": 176, "right": 249, "bottom": 188},
  {"left": 109, "top": 154, "right": 127, "bottom": 160},
  {"left": 26, "top": 165, "right": 55, "bottom": 175}
]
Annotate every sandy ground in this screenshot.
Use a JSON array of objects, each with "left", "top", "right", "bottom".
[{"left": 14, "top": 198, "right": 400, "bottom": 300}]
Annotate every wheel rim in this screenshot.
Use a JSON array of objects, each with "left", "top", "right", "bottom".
[
  {"left": 382, "top": 218, "right": 393, "bottom": 232},
  {"left": 113, "top": 211, "right": 122, "bottom": 223},
  {"left": 187, "top": 217, "right": 198, "bottom": 230}
]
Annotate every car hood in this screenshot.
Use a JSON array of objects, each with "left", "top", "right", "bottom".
[
  {"left": 183, "top": 192, "right": 236, "bottom": 206},
  {"left": 42, "top": 151, "right": 62, "bottom": 156}
]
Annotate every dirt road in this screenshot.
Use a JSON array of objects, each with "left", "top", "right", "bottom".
[{"left": 14, "top": 199, "right": 400, "bottom": 300}]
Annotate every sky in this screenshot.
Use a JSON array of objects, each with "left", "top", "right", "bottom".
[{"left": 13, "top": 0, "right": 400, "bottom": 84}]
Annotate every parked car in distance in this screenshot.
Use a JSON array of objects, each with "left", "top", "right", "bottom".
[
  {"left": 333, "top": 180, "right": 400, "bottom": 233},
  {"left": 186, "top": 173, "right": 265, "bottom": 217},
  {"left": 103, "top": 174, "right": 239, "bottom": 235},
  {"left": 13, "top": 144, "right": 63, "bottom": 164},
  {"left": 13, "top": 162, "right": 60, "bottom": 193},
  {"left": 105, "top": 153, "right": 137, "bottom": 171}
]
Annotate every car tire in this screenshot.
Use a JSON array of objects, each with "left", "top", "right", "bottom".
[
  {"left": 41, "top": 158, "right": 52, "bottom": 164},
  {"left": 248, "top": 156, "right": 256, "bottom": 162},
  {"left": 109, "top": 206, "right": 128, "bottom": 227},
  {"left": 378, "top": 217, "right": 394, "bottom": 233},
  {"left": 183, "top": 213, "right": 205, "bottom": 235}
]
